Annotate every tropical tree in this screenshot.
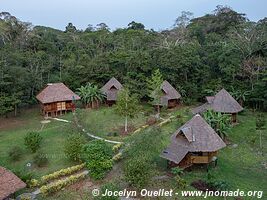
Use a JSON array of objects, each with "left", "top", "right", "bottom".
[
  {"left": 114, "top": 88, "right": 140, "bottom": 133},
  {"left": 256, "top": 113, "right": 266, "bottom": 150},
  {"left": 76, "top": 83, "right": 106, "bottom": 109},
  {"left": 147, "top": 69, "right": 163, "bottom": 116},
  {"left": 203, "top": 109, "right": 231, "bottom": 139},
  {"left": 229, "top": 86, "right": 250, "bottom": 107}
]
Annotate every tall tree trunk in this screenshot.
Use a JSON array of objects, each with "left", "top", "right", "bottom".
[
  {"left": 14, "top": 104, "right": 17, "bottom": 117},
  {"left": 157, "top": 105, "right": 160, "bottom": 117},
  {"left": 125, "top": 115, "right": 128, "bottom": 133}
]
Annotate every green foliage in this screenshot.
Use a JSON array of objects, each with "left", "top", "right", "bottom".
[
  {"left": 203, "top": 109, "right": 231, "bottom": 139},
  {"left": 124, "top": 155, "right": 153, "bottom": 189},
  {"left": 123, "top": 127, "right": 164, "bottom": 188},
  {"left": 64, "top": 133, "right": 86, "bottom": 161},
  {"left": 8, "top": 146, "right": 23, "bottom": 161},
  {"left": 76, "top": 83, "right": 106, "bottom": 108},
  {"left": 13, "top": 169, "right": 35, "bottom": 183},
  {"left": 40, "top": 173, "right": 86, "bottom": 196},
  {"left": 171, "top": 167, "right": 184, "bottom": 176},
  {"left": 82, "top": 140, "right": 113, "bottom": 180},
  {"left": 256, "top": 113, "right": 266, "bottom": 131},
  {"left": 0, "top": 8, "right": 267, "bottom": 116},
  {"left": 33, "top": 151, "right": 49, "bottom": 167},
  {"left": 146, "top": 69, "right": 163, "bottom": 107},
  {"left": 39, "top": 163, "right": 85, "bottom": 185},
  {"left": 174, "top": 175, "right": 187, "bottom": 189},
  {"left": 24, "top": 132, "right": 43, "bottom": 153},
  {"left": 114, "top": 88, "right": 140, "bottom": 132},
  {"left": 95, "top": 182, "right": 120, "bottom": 200}
]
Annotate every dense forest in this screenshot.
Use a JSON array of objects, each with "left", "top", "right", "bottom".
[{"left": 0, "top": 5, "right": 266, "bottom": 116}]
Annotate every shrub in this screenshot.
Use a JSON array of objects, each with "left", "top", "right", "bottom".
[
  {"left": 174, "top": 175, "right": 187, "bottom": 189},
  {"left": 64, "top": 133, "right": 86, "bottom": 161},
  {"left": 8, "top": 146, "right": 23, "bottom": 161},
  {"left": 112, "top": 143, "right": 123, "bottom": 153},
  {"left": 124, "top": 156, "right": 153, "bottom": 189},
  {"left": 40, "top": 163, "right": 86, "bottom": 184},
  {"left": 207, "top": 180, "right": 231, "bottom": 191},
  {"left": 112, "top": 153, "right": 123, "bottom": 162},
  {"left": 82, "top": 140, "right": 113, "bottom": 180},
  {"left": 28, "top": 179, "right": 39, "bottom": 188},
  {"left": 95, "top": 182, "right": 120, "bottom": 200},
  {"left": 33, "top": 152, "right": 48, "bottom": 167},
  {"left": 13, "top": 169, "right": 35, "bottom": 184},
  {"left": 171, "top": 167, "right": 184, "bottom": 176},
  {"left": 40, "top": 173, "right": 86, "bottom": 196},
  {"left": 24, "top": 132, "right": 43, "bottom": 153}
]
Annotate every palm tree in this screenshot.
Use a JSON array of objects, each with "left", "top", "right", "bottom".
[
  {"left": 77, "top": 83, "right": 106, "bottom": 109},
  {"left": 230, "top": 86, "right": 250, "bottom": 107},
  {"left": 203, "top": 109, "right": 231, "bottom": 139}
]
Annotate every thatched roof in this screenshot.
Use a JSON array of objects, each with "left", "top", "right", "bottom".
[
  {"left": 0, "top": 167, "right": 26, "bottom": 199},
  {"left": 192, "top": 88, "right": 243, "bottom": 114},
  {"left": 161, "top": 114, "right": 226, "bottom": 164},
  {"left": 36, "top": 83, "right": 80, "bottom": 104},
  {"left": 101, "top": 77, "right": 123, "bottom": 101},
  {"left": 155, "top": 80, "right": 181, "bottom": 106}
]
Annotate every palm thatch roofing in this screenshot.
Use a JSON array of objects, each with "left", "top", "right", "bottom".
[
  {"left": 192, "top": 88, "right": 243, "bottom": 114},
  {"left": 0, "top": 167, "right": 26, "bottom": 200},
  {"left": 161, "top": 114, "right": 226, "bottom": 164},
  {"left": 101, "top": 77, "right": 123, "bottom": 101},
  {"left": 156, "top": 80, "right": 181, "bottom": 106},
  {"left": 36, "top": 83, "right": 80, "bottom": 104}
]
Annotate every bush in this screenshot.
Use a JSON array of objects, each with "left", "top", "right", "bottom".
[
  {"left": 40, "top": 173, "right": 86, "bottom": 196},
  {"left": 82, "top": 140, "right": 113, "bottom": 180},
  {"left": 40, "top": 163, "right": 85, "bottom": 184},
  {"left": 24, "top": 132, "right": 43, "bottom": 153},
  {"left": 171, "top": 167, "right": 184, "bottom": 176},
  {"left": 13, "top": 169, "right": 35, "bottom": 184},
  {"left": 64, "top": 133, "right": 86, "bottom": 161},
  {"left": 95, "top": 182, "right": 120, "bottom": 200},
  {"left": 207, "top": 180, "right": 231, "bottom": 191},
  {"left": 33, "top": 152, "right": 48, "bottom": 167},
  {"left": 124, "top": 156, "right": 153, "bottom": 189},
  {"left": 8, "top": 146, "right": 23, "bottom": 161},
  {"left": 112, "top": 143, "right": 123, "bottom": 153},
  {"left": 174, "top": 175, "right": 187, "bottom": 189}
]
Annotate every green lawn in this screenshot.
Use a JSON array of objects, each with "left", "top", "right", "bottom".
[
  {"left": 76, "top": 106, "right": 148, "bottom": 140},
  {"left": 0, "top": 108, "right": 77, "bottom": 179},
  {"left": 1, "top": 106, "right": 266, "bottom": 200},
  {"left": 153, "top": 109, "right": 267, "bottom": 200}
]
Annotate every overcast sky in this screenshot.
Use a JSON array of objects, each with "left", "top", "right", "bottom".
[{"left": 1, "top": 0, "right": 266, "bottom": 31}]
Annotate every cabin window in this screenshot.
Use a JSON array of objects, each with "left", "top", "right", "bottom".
[{"left": 57, "top": 102, "right": 66, "bottom": 111}]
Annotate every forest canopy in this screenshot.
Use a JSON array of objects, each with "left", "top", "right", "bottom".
[{"left": 0, "top": 5, "right": 266, "bottom": 116}]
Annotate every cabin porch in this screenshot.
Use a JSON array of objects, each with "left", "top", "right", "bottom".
[
  {"left": 168, "top": 151, "right": 218, "bottom": 169},
  {"left": 41, "top": 101, "right": 75, "bottom": 117}
]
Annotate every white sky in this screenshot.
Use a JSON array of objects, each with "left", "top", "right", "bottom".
[{"left": 0, "top": 0, "right": 266, "bottom": 30}]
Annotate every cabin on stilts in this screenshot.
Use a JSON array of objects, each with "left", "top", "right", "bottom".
[
  {"left": 101, "top": 77, "right": 123, "bottom": 106},
  {"left": 36, "top": 83, "right": 80, "bottom": 117},
  {"left": 154, "top": 80, "right": 181, "bottom": 109},
  {"left": 192, "top": 88, "right": 243, "bottom": 123},
  {"left": 161, "top": 114, "right": 226, "bottom": 169}
]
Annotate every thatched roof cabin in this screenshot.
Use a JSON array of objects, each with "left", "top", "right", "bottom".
[
  {"left": 161, "top": 114, "right": 226, "bottom": 168},
  {"left": 101, "top": 77, "right": 123, "bottom": 105},
  {"left": 192, "top": 88, "right": 243, "bottom": 122},
  {"left": 0, "top": 166, "right": 26, "bottom": 200},
  {"left": 36, "top": 83, "right": 80, "bottom": 116},
  {"left": 155, "top": 80, "right": 181, "bottom": 108}
]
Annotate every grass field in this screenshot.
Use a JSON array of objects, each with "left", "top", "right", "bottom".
[
  {"left": 0, "top": 108, "right": 77, "bottom": 179},
  {"left": 0, "top": 106, "right": 266, "bottom": 200}
]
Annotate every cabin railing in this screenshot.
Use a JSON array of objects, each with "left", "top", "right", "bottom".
[{"left": 190, "top": 155, "right": 210, "bottom": 163}]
